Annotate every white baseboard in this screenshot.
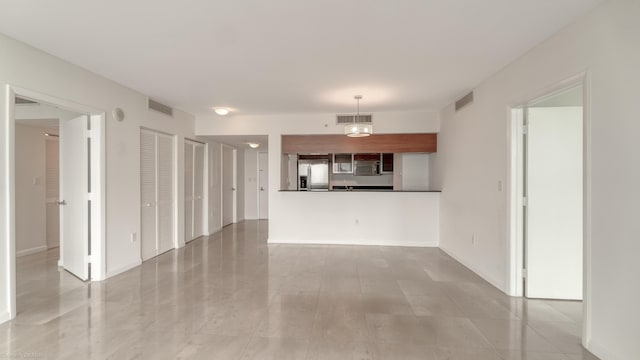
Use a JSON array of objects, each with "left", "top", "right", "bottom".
[
  {"left": 439, "top": 245, "right": 507, "bottom": 293},
  {"left": 586, "top": 339, "right": 622, "bottom": 360},
  {"left": 0, "top": 311, "right": 11, "bottom": 324},
  {"left": 268, "top": 238, "right": 438, "bottom": 248},
  {"left": 105, "top": 260, "right": 142, "bottom": 279},
  {"left": 16, "top": 245, "right": 47, "bottom": 257}
]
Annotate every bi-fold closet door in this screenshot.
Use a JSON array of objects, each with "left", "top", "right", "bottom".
[
  {"left": 141, "top": 130, "right": 175, "bottom": 261},
  {"left": 184, "top": 140, "right": 206, "bottom": 242}
]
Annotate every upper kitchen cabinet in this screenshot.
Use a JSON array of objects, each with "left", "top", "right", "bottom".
[
  {"left": 281, "top": 133, "right": 437, "bottom": 154},
  {"left": 333, "top": 153, "right": 353, "bottom": 174},
  {"left": 381, "top": 153, "right": 394, "bottom": 173}
]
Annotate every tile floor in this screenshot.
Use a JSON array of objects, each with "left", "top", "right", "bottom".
[{"left": 0, "top": 220, "right": 600, "bottom": 359}]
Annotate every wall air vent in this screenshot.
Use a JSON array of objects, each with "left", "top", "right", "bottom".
[
  {"left": 148, "top": 98, "right": 173, "bottom": 117},
  {"left": 455, "top": 91, "right": 474, "bottom": 111},
  {"left": 336, "top": 114, "right": 373, "bottom": 124},
  {"left": 15, "top": 97, "right": 38, "bottom": 105}
]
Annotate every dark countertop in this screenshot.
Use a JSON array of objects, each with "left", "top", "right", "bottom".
[{"left": 278, "top": 189, "right": 442, "bottom": 193}]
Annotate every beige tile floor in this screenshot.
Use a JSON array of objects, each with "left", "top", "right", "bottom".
[{"left": 0, "top": 220, "right": 600, "bottom": 360}]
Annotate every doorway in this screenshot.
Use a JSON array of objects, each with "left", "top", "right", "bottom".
[
  {"left": 222, "top": 145, "right": 236, "bottom": 227},
  {"left": 6, "top": 87, "right": 106, "bottom": 320},
  {"left": 511, "top": 83, "right": 585, "bottom": 300}
]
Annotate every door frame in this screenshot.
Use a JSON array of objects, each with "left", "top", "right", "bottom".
[
  {"left": 4, "top": 85, "right": 106, "bottom": 320},
  {"left": 507, "top": 72, "right": 592, "bottom": 344}
]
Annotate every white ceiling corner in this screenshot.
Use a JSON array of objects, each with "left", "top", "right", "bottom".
[{"left": 0, "top": 0, "right": 603, "bottom": 117}]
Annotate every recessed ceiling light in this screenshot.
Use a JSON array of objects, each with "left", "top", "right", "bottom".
[
  {"left": 214, "top": 107, "right": 230, "bottom": 115},
  {"left": 247, "top": 142, "right": 260, "bottom": 149}
]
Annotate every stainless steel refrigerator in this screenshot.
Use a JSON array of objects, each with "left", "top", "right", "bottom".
[{"left": 298, "top": 159, "right": 329, "bottom": 191}]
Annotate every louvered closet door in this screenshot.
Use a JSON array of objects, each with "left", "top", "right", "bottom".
[
  {"left": 184, "top": 142, "right": 194, "bottom": 242},
  {"left": 140, "top": 130, "right": 158, "bottom": 261},
  {"left": 193, "top": 144, "right": 205, "bottom": 238},
  {"left": 157, "top": 134, "right": 174, "bottom": 254}
]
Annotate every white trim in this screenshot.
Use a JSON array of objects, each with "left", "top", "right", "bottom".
[
  {"left": 269, "top": 238, "right": 438, "bottom": 248},
  {"left": 586, "top": 339, "right": 621, "bottom": 360},
  {"left": 89, "top": 113, "right": 106, "bottom": 281},
  {"left": 507, "top": 107, "right": 524, "bottom": 296},
  {"left": 208, "top": 226, "right": 223, "bottom": 236},
  {"left": 581, "top": 72, "right": 593, "bottom": 349},
  {"left": 440, "top": 245, "right": 506, "bottom": 293},
  {"left": 16, "top": 245, "right": 48, "bottom": 257},
  {"left": 4, "top": 86, "right": 17, "bottom": 320},
  {"left": 0, "top": 311, "right": 10, "bottom": 324},
  {"left": 232, "top": 148, "right": 237, "bottom": 223},
  {"left": 105, "top": 260, "right": 142, "bottom": 278}
]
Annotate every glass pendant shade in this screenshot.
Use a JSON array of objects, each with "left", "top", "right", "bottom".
[
  {"left": 344, "top": 95, "right": 372, "bottom": 137},
  {"left": 344, "top": 123, "right": 373, "bottom": 137}
]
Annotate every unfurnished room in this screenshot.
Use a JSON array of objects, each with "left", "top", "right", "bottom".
[{"left": 0, "top": 0, "right": 638, "bottom": 359}]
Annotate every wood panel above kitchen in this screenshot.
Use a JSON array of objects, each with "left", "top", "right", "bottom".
[{"left": 281, "top": 133, "right": 437, "bottom": 154}]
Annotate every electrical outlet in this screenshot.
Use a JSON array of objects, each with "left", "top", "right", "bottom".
[
  {"left": 130, "top": 232, "right": 137, "bottom": 243},
  {"left": 471, "top": 234, "right": 476, "bottom": 245},
  {"left": 498, "top": 180, "right": 503, "bottom": 191}
]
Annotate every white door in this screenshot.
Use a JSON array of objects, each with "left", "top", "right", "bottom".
[
  {"left": 156, "top": 134, "right": 174, "bottom": 254},
  {"left": 222, "top": 146, "right": 235, "bottom": 226},
  {"left": 525, "top": 105, "right": 583, "bottom": 300},
  {"left": 140, "top": 130, "right": 157, "bottom": 261},
  {"left": 45, "top": 136, "right": 60, "bottom": 249},
  {"left": 141, "top": 130, "right": 175, "bottom": 261},
  {"left": 60, "top": 115, "right": 89, "bottom": 281},
  {"left": 193, "top": 143, "right": 205, "bottom": 238},
  {"left": 258, "top": 152, "right": 268, "bottom": 219},
  {"left": 184, "top": 142, "right": 194, "bottom": 241}
]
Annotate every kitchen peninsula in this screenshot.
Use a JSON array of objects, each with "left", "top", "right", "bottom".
[{"left": 270, "top": 133, "right": 440, "bottom": 247}]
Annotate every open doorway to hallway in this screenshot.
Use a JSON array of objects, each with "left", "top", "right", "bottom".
[
  {"left": 13, "top": 98, "right": 86, "bottom": 322},
  {"left": 6, "top": 88, "right": 106, "bottom": 322},
  {"left": 512, "top": 84, "right": 584, "bottom": 301}
]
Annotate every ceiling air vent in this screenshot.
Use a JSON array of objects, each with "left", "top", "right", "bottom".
[
  {"left": 455, "top": 91, "right": 474, "bottom": 111},
  {"left": 336, "top": 114, "right": 373, "bottom": 124},
  {"left": 148, "top": 98, "right": 173, "bottom": 117},
  {"left": 15, "top": 97, "right": 38, "bottom": 105}
]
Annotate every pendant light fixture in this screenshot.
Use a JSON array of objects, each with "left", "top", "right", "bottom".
[{"left": 344, "top": 95, "right": 373, "bottom": 137}]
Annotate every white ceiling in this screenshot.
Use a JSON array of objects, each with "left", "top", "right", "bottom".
[{"left": 0, "top": 0, "right": 602, "bottom": 117}]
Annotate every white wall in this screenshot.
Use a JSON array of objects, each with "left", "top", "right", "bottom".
[
  {"left": 196, "top": 111, "right": 439, "bottom": 246},
  {"left": 14, "top": 124, "right": 54, "bottom": 256},
  {"left": 0, "top": 32, "right": 198, "bottom": 322},
  {"left": 431, "top": 0, "right": 640, "bottom": 358},
  {"left": 401, "top": 153, "right": 430, "bottom": 191},
  {"left": 274, "top": 192, "right": 439, "bottom": 247},
  {"left": 14, "top": 104, "right": 78, "bottom": 123}
]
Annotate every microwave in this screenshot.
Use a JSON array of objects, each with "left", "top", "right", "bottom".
[{"left": 353, "top": 160, "right": 380, "bottom": 176}]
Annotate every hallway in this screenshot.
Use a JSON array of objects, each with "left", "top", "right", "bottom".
[{"left": 1, "top": 221, "right": 596, "bottom": 359}]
